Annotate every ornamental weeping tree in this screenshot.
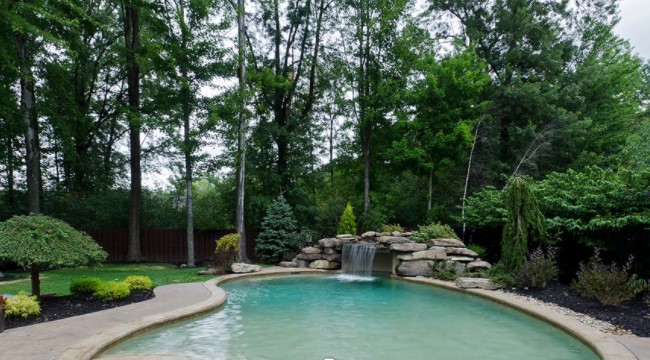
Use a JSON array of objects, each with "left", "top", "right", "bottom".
[
  {"left": 255, "top": 196, "right": 298, "bottom": 264},
  {"left": 0, "top": 215, "right": 107, "bottom": 297},
  {"left": 501, "top": 177, "right": 546, "bottom": 273}
]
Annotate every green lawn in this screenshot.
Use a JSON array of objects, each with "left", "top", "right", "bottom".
[{"left": 0, "top": 263, "right": 210, "bottom": 296}]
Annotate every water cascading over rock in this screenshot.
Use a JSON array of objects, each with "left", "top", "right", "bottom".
[{"left": 341, "top": 243, "right": 376, "bottom": 277}]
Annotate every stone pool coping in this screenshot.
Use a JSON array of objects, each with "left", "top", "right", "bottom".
[{"left": 0, "top": 267, "right": 642, "bottom": 359}]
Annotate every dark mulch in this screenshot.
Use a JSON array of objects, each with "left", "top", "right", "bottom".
[
  {"left": 4, "top": 290, "right": 155, "bottom": 330},
  {"left": 509, "top": 282, "right": 650, "bottom": 337}
]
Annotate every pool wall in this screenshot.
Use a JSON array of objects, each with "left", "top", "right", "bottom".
[{"left": 57, "top": 267, "right": 635, "bottom": 360}]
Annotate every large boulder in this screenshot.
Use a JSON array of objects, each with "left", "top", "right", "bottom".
[
  {"left": 318, "top": 238, "right": 339, "bottom": 248},
  {"left": 361, "top": 231, "right": 377, "bottom": 238},
  {"left": 390, "top": 243, "right": 428, "bottom": 252},
  {"left": 323, "top": 247, "right": 337, "bottom": 255},
  {"left": 395, "top": 260, "right": 434, "bottom": 277},
  {"left": 426, "top": 238, "right": 465, "bottom": 248},
  {"left": 295, "top": 259, "right": 310, "bottom": 268},
  {"left": 302, "top": 246, "right": 322, "bottom": 254},
  {"left": 454, "top": 277, "right": 500, "bottom": 290},
  {"left": 411, "top": 248, "right": 447, "bottom": 260},
  {"left": 296, "top": 253, "right": 322, "bottom": 261},
  {"left": 231, "top": 263, "right": 261, "bottom": 273},
  {"left": 377, "top": 236, "right": 410, "bottom": 245},
  {"left": 449, "top": 256, "right": 475, "bottom": 262},
  {"left": 445, "top": 247, "right": 478, "bottom": 257},
  {"left": 467, "top": 261, "right": 492, "bottom": 271},
  {"left": 323, "top": 253, "right": 342, "bottom": 262}
]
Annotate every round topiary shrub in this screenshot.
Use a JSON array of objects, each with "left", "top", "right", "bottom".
[
  {"left": 70, "top": 277, "right": 104, "bottom": 295},
  {"left": 93, "top": 281, "right": 131, "bottom": 301},
  {"left": 123, "top": 276, "right": 153, "bottom": 291},
  {"left": 0, "top": 214, "right": 107, "bottom": 297}
]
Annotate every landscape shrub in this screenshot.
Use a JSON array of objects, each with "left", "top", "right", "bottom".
[
  {"left": 488, "top": 263, "right": 515, "bottom": 287},
  {"left": 357, "top": 207, "right": 386, "bottom": 233},
  {"left": 514, "top": 247, "right": 558, "bottom": 289},
  {"left": 5, "top": 292, "right": 41, "bottom": 318},
  {"left": 432, "top": 262, "right": 457, "bottom": 281},
  {"left": 382, "top": 224, "right": 404, "bottom": 232},
  {"left": 214, "top": 233, "right": 241, "bottom": 274},
  {"left": 93, "top": 281, "right": 131, "bottom": 301},
  {"left": 467, "top": 244, "right": 487, "bottom": 258},
  {"left": 123, "top": 276, "right": 153, "bottom": 291},
  {"left": 410, "top": 222, "right": 459, "bottom": 243},
  {"left": 255, "top": 196, "right": 299, "bottom": 264},
  {"left": 572, "top": 249, "right": 642, "bottom": 306},
  {"left": 70, "top": 277, "right": 104, "bottom": 295},
  {"left": 338, "top": 203, "right": 357, "bottom": 235}
]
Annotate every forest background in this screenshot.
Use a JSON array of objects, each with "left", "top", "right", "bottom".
[{"left": 0, "top": 0, "right": 648, "bottom": 276}]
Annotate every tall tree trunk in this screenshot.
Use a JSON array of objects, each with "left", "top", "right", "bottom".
[
  {"left": 182, "top": 83, "right": 195, "bottom": 267},
  {"left": 5, "top": 135, "right": 16, "bottom": 206},
  {"left": 236, "top": 0, "right": 249, "bottom": 262},
  {"left": 179, "top": 0, "right": 195, "bottom": 268},
  {"left": 30, "top": 265, "right": 40, "bottom": 297},
  {"left": 17, "top": 33, "right": 40, "bottom": 214},
  {"left": 124, "top": 1, "right": 142, "bottom": 261}
]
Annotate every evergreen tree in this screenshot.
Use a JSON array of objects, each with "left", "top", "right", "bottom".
[
  {"left": 255, "top": 196, "right": 298, "bottom": 264},
  {"left": 338, "top": 203, "right": 357, "bottom": 235},
  {"left": 501, "top": 177, "right": 546, "bottom": 272}
]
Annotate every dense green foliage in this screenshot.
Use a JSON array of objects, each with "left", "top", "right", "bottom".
[
  {"left": 214, "top": 233, "right": 240, "bottom": 273},
  {"left": 338, "top": 204, "right": 357, "bottom": 235},
  {"left": 410, "top": 222, "right": 459, "bottom": 242},
  {"left": 5, "top": 292, "right": 41, "bottom": 318},
  {"left": 255, "top": 196, "right": 299, "bottom": 264},
  {"left": 69, "top": 277, "right": 103, "bottom": 295},
  {"left": 123, "top": 276, "right": 153, "bottom": 291},
  {"left": 572, "top": 249, "right": 642, "bottom": 306},
  {"left": 93, "top": 281, "right": 131, "bottom": 302},
  {"left": 0, "top": 215, "right": 108, "bottom": 296},
  {"left": 500, "top": 178, "right": 546, "bottom": 272},
  {"left": 0, "top": 0, "right": 647, "bottom": 279}
]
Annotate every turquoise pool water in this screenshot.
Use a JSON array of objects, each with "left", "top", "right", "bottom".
[{"left": 99, "top": 275, "right": 599, "bottom": 360}]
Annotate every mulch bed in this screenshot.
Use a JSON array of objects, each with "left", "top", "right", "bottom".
[
  {"left": 4, "top": 290, "right": 154, "bottom": 330},
  {"left": 509, "top": 282, "right": 650, "bottom": 337}
]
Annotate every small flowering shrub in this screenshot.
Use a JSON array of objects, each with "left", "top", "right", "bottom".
[
  {"left": 572, "top": 249, "right": 642, "bottom": 306},
  {"left": 5, "top": 292, "right": 41, "bottom": 318},
  {"left": 70, "top": 277, "right": 104, "bottom": 295},
  {"left": 93, "top": 281, "right": 131, "bottom": 301},
  {"left": 123, "top": 276, "right": 153, "bottom": 291},
  {"left": 514, "top": 247, "right": 558, "bottom": 289},
  {"left": 0, "top": 294, "right": 7, "bottom": 307}
]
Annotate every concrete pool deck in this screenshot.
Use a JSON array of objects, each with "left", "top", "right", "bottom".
[{"left": 0, "top": 268, "right": 647, "bottom": 360}]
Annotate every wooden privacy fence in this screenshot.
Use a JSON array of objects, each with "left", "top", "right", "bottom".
[{"left": 85, "top": 229, "right": 259, "bottom": 263}]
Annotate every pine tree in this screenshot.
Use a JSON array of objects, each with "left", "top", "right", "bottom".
[
  {"left": 255, "top": 196, "right": 298, "bottom": 264},
  {"left": 338, "top": 203, "right": 357, "bottom": 235},
  {"left": 501, "top": 177, "right": 546, "bottom": 272}
]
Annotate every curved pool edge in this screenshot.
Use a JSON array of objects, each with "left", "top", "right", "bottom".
[
  {"left": 397, "top": 276, "right": 637, "bottom": 360},
  {"left": 57, "top": 267, "right": 326, "bottom": 360}
]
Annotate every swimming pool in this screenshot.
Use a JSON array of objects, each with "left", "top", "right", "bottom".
[{"left": 99, "top": 274, "right": 599, "bottom": 360}]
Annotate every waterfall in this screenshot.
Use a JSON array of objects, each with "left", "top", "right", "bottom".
[{"left": 341, "top": 243, "right": 376, "bottom": 278}]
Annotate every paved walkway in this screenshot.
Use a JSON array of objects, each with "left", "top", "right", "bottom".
[{"left": 0, "top": 268, "right": 648, "bottom": 360}]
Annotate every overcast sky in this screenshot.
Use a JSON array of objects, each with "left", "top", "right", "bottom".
[{"left": 615, "top": 0, "right": 650, "bottom": 61}]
